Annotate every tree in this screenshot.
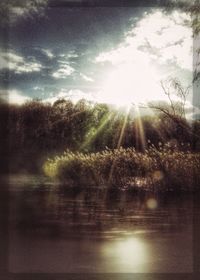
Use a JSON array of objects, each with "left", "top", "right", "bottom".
[
  {"left": 134, "top": 78, "right": 194, "bottom": 145},
  {"left": 148, "top": 78, "right": 191, "bottom": 121}
]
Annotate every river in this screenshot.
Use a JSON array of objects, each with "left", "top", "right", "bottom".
[{"left": 8, "top": 176, "right": 193, "bottom": 273}]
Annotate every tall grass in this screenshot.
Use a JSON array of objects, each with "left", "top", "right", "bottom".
[{"left": 43, "top": 145, "right": 200, "bottom": 192}]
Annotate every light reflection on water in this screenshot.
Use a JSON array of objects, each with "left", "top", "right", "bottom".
[
  {"left": 8, "top": 181, "right": 193, "bottom": 273},
  {"left": 101, "top": 237, "right": 148, "bottom": 272}
]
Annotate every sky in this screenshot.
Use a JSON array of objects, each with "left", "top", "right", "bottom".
[{"left": 0, "top": 0, "right": 198, "bottom": 115}]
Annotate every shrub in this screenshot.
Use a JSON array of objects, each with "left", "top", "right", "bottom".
[{"left": 43, "top": 146, "right": 200, "bottom": 192}]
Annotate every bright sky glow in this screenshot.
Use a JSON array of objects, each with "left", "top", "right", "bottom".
[
  {"left": 98, "top": 63, "right": 164, "bottom": 106},
  {"left": 0, "top": 6, "right": 195, "bottom": 109},
  {"left": 95, "top": 9, "right": 193, "bottom": 107},
  {"left": 8, "top": 90, "right": 31, "bottom": 105}
]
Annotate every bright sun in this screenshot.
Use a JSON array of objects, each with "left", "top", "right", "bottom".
[{"left": 99, "top": 63, "right": 162, "bottom": 107}]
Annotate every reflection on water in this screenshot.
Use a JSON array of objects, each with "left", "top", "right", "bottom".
[
  {"left": 101, "top": 237, "right": 148, "bottom": 272},
  {"left": 8, "top": 179, "right": 193, "bottom": 273}
]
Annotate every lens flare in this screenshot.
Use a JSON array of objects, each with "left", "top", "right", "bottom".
[{"left": 146, "top": 198, "right": 158, "bottom": 210}]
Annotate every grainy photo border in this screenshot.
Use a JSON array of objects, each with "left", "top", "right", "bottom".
[{"left": 0, "top": 0, "right": 199, "bottom": 279}]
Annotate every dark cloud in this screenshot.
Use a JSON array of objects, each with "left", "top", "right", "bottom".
[{"left": 0, "top": 0, "right": 49, "bottom": 26}]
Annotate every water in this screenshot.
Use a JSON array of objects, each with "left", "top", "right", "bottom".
[{"left": 8, "top": 176, "right": 193, "bottom": 273}]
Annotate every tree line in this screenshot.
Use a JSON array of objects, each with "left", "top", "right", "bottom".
[{"left": 0, "top": 95, "right": 199, "bottom": 173}]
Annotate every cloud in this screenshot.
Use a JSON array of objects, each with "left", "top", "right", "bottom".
[
  {"left": 0, "top": 50, "right": 43, "bottom": 74},
  {"left": 0, "top": 89, "right": 31, "bottom": 105},
  {"left": 33, "top": 86, "right": 44, "bottom": 91},
  {"left": 52, "top": 64, "right": 75, "bottom": 79},
  {"left": 59, "top": 51, "right": 79, "bottom": 59},
  {"left": 41, "top": 48, "right": 54, "bottom": 59},
  {"left": 80, "top": 73, "right": 94, "bottom": 82},
  {"left": 94, "top": 9, "right": 193, "bottom": 107},
  {"left": 52, "top": 55, "right": 76, "bottom": 79},
  {"left": 44, "top": 89, "right": 96, "bottom": 104},
  {"left": 0, "top": 0, "right": 49, "bottom": 25},
  {"left": 95, "top": 9, "right": 193, "bottom": 73}
]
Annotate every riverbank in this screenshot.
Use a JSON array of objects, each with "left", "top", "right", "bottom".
[{"left": 43, "top": 146, "right": 200, "bottom": 192}]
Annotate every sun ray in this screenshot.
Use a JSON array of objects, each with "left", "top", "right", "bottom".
[
  {"left": 80, "top": 111, "right": 115, "bottom": 151},
  {"left": 117, "top": 107, "right": 130, "bottom": 149},
  {"left": 134, "top": 106, "right": 146, "bottom": 151},
  {"left": 108, "top": 107, "right": 130, "bottom": 184}
]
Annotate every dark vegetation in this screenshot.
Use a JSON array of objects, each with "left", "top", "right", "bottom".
[
  {"left": 0, "top": 78, "right": 199, "bottom": 191},
  {"left": 0, "top": 90, "right": 199, "bottom": 191}
]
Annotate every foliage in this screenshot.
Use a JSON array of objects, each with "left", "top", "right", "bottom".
[
  {"left": 0, "top": 97, "right": 199, "bottom": 173},
  {"left": 44, "top": 145, "right": 200, "bottom": 192}
]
